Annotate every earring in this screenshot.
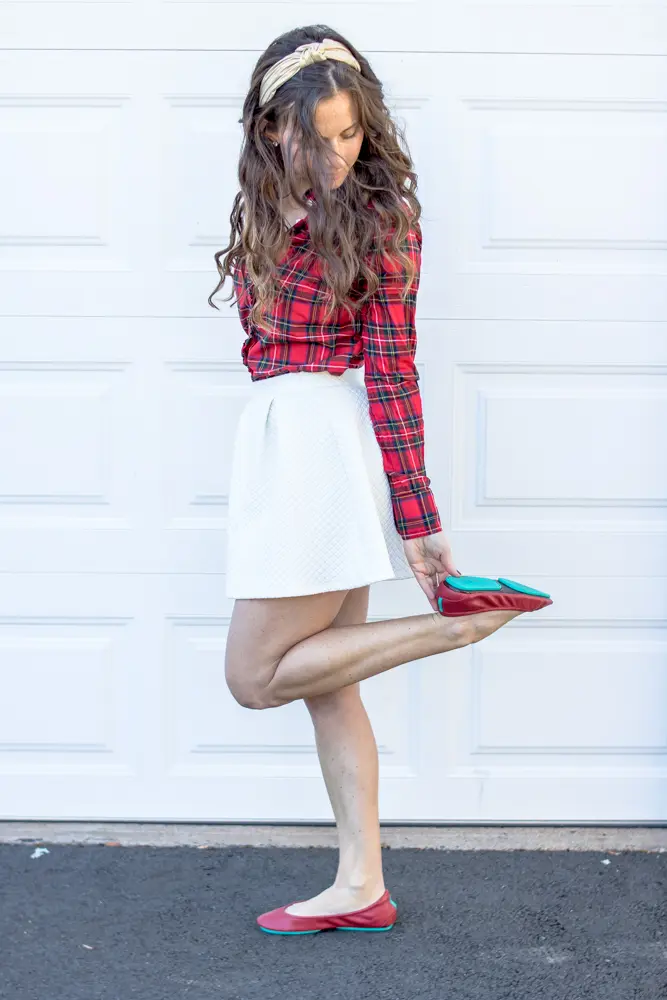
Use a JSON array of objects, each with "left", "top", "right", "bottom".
[{"left": 273, "top": 141, "right": 279, "bottom": 147}]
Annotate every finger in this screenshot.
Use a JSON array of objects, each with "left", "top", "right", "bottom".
[{"left": 417, "top": 574, "right": 437, "bottom": 608}]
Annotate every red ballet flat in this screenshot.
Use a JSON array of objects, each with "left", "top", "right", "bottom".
[
  {"left": 435, "top": 575, "right": 553, "bottom": 617},
  {"left": 257, "top": 889, "right": 397, "bottom": 935}
]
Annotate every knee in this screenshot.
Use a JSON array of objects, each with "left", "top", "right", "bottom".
[{"left": 225, "top": 671, "right": 277, "bottom": 711}]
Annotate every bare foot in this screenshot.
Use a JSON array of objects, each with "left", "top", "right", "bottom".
[{"left": 285, "top": 884, "right": 386, "bottom": 917}]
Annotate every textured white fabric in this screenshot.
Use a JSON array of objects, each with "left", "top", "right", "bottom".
[{"left": 225, "top": 365, "right": 413, "bottom": 599}]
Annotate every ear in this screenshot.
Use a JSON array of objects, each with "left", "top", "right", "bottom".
[{"left": 265, "top": 129, "right": 280, "bottom": 146}]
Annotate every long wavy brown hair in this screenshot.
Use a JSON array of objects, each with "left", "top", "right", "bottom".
[{"left": 208, "top": 24, "right": 422, "bottom": 328}]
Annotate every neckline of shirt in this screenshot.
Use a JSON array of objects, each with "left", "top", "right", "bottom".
[{"left": 284, "top": 188, "right": 315, "bottom": 232}]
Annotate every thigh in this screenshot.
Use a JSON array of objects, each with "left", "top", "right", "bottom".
[
  {"left": 225, "top": 587, "right": 354, "bottom": 698},
  {"left": 329, "top": 584, "right": 370, "bottom": 630}
]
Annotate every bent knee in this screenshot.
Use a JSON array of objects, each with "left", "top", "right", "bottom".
[{"left": 225, "top": 670, "right": 279, "bottom": 711}]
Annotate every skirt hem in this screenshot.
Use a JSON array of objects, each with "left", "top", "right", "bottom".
[{"left": 225, "top": 566, "right": 414, "bottom": 601}]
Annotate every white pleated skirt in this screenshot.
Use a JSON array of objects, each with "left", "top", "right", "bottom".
[{"left": 225, "top": 364, "right": 413, "bottom": 599}]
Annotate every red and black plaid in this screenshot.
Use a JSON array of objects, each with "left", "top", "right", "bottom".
[{"left": 232, "top": 207, "right": 441, "bottom": 540}]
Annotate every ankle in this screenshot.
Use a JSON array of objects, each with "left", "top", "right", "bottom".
[{"left": 333, "top": 874, "right": 385, "bottom": 895}]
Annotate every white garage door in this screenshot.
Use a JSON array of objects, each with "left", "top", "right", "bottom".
[{"left": 2, "top": 4, "right": 666, "bottom": 822}]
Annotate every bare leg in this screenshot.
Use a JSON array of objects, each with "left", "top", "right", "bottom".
[
  {"left": 286, "top": 588, "right": 384, "bottom": 917},
  {"left": 225, "top": 590, "right": 522, "bottom": 710},
  {"left": 225, "top": 589, "right": 524, "bottom": 917},
  {"left": 237, "top": 587, "right": 516, "bottom": 916},
  {"left": 288, "top": 685, "right": 385, "bottom": 917},
  {"left": 265, "top": 607, "right": 520, "bottom": 707}
]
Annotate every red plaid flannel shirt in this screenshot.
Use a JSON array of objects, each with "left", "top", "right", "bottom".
[{"left": 232, "top": 205, "right": 442, "bottom": 540}]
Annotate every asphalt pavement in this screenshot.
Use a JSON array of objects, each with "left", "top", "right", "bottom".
[{"left": 1, "top": 844, "right": 665, "bottom": 999}]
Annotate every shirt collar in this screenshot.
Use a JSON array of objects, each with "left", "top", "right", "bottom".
[{"left": 285, "top": 188, "right": 315, "bottom": 234}]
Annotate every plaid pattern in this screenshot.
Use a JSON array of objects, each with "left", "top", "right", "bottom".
[{"left": 232, "top": 210, "right": 441, "bottom": 540}]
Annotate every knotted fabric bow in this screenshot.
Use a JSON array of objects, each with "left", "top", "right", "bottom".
[{"left": 258, "top": 38, "right": 361, "bottom": 108}]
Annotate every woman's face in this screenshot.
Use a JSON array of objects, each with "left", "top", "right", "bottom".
[{"left": 273, "top": 90, "right": 364, "bottom": 190}]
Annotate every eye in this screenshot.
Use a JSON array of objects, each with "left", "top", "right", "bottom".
[{"left": 342, "top": 126, "right": 360, "bottom": 140}]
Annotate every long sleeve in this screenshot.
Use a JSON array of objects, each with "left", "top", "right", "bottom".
[{"left": 359, "top": 220, "right": 442, "bottom": 540}]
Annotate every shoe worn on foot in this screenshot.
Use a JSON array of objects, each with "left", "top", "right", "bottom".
[
  {"left": 257, "top": 889, "right": 397, "bottom": 934},
  {"left": 435, "top": 575, "right": 553, "bottom": 617}
]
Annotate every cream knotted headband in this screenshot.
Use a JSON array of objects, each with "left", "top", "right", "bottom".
[{"left": 258, "top": 38, "right": 361, "bottom": 108}]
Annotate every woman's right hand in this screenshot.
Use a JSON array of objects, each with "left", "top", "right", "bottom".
[{"left": 402, "top": 531, "right": 462, "bottom": 612}]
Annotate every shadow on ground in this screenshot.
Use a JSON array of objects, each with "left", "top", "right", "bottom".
[{"left": 1, "top": 844, "right": 666, "bottom": 999}]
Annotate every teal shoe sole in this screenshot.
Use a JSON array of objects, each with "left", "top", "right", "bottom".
[
  {"left": 259, "top": 924, "right": 395, "bottom": 935},
  {"left": 259, "top": 927, "right": 320, "bottom": 935},
  {"left": 258, "top": 898, "right": 398, "bottom": 935},
  {"left": 442, "top": 575, "right": 551, "bottom": 599},
  {"left": 335, "top": 924, "right": 395, "bottom": 932}
]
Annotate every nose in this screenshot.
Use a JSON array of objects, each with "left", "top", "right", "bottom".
[
  {"left": 327, "top": 143, "right": 346, "bottom": 171},
  {"left": 324, "top": 135, "right": 343, "bottom": 157}
]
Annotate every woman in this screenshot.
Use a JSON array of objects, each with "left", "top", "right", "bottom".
[{"left": 209, "top": 25, "right": 552, "bottom": 935}]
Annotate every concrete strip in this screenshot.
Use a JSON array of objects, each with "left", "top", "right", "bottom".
[{"left": 0, "top": 822, "right": 666, "bottom": 850}]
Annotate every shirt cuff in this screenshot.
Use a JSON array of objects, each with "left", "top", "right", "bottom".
[{"left": 390, "top": 478, "right": 442, "bottom": 540}]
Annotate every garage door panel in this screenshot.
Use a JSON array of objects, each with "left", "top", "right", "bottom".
[
  {"left": 0, "top": 317, "right": 241, "bottom": 574},
  {"left": 0, "top": 56, "right": 151, "bottom": 315},
  {"left": 415, "top": 56, "right": 667, "bottom": 321},
  {"left": 425, "top": 623, "right": 667, "bottom": 822},
  {"left": 0, "top": 589, "right": 144, "bottom": 790},
  {"left": 460, "top": 103, "right": 666, "bottom": 273},
  {"left": 5, "top": 0, "right": 667, "bottom": 54},
  {"left": 453, "top": 365, "right": 667, "bottom": 526},
  {"left": 0, "top": 625, "right": 132, "bottom": 768},
  {"left": 0, "top": 362, "right": 127, "bottom": 509},
  {"left": 0, "top": 353, "right": 142, "bottom": 571},
  {"left": 420, "top": 318, "right": 667, "bottom": 576},
  {"left": 160, "top": 96, "right": 241, "bottom": 284},
  {"left": 160, "top": 353, "right": 246, "bottom": 553},
  {"left": 1, "top": 96, "right": 134, "bottom": 277},
  {"left": 472, "top": 632, "right": 667, "bottom": 756}
]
